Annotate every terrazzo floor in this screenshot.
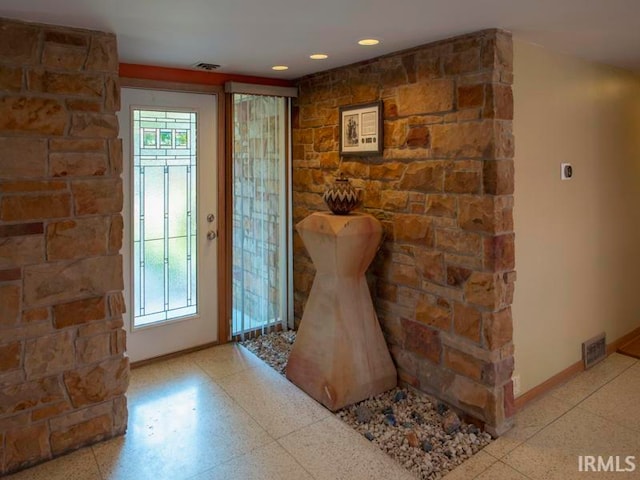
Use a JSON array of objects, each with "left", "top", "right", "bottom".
[{"left": 6, "top": 346, "right": 640, "bottom": 479}]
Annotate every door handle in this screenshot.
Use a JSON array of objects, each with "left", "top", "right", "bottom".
[{"left": 207, "top": 230, "right": 217, "bottom": 240}]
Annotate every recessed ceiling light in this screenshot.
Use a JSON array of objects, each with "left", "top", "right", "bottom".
[
  {"left": 310, "top": 53, "right": 328, "bottom": 60},
  {"left": 358, "top": 38, "right": 380, "bottom": 46},
  {"left": 272, "top": 65, "right": 289, "bottom": 71}
]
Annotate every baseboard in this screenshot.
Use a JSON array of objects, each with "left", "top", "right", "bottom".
[
  {"left": 514, "top": 325, "right": 640, "bottom": 411},
  {"left": 130, "top": 341, "right": 220, "bottom": 369}
]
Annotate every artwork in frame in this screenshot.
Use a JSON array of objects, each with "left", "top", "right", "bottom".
[{"left": 339, "top": 101, "right": 383, "bottom": 156}]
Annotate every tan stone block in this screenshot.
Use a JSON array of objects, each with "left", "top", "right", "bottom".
[
  {"left": 444, "top": 348, "right": 483, "bottom": 381},
  {"left": 458, "top": 195, "right": 512, "bottom": 234},
  {"left": 0, "top": 268, "right": 21, "bottom": 283},
  {"left": 28, "top": 70, "right": 103, "bottom": 97},
  {"left": 444, "top": 48, "right": 480, "bottom": 75},
  {"left": 416, "top": 296, "right": 451, "bottom": 331},
  {"left": 76, "top": 332, "right": 112, "bottom": 364},
  {"left": 453, "top": 302, "right": 482, "bottom": 343},
  {"left": 339, "top": 161, "right": 369, "bottom": 178},
  {"left": 370, "top": 162, "right": 405, "bottom": 180},
  {"left": 63, "top": 356, "right": 129, "bottom": 408},
  {"left": 0, "top": 21, "right": 39, "bottom": 63},
  {"left": 380, "top": 64, "right": 408, "bottom": 88},
  {"left": 484, "top": 307, "right": 513, "bottom": 350},
  {"left": 41, "top": 42, "right": 87, "bottom": 70},
  {"left": 389, "top": 263, "right": 419, "bottom": 288},
  {"left": 481, "top": 356, "right": 514, "bottom": 386},
  {"left": 78, "top": 318, "right": 123, "bottom": 337},
  {"left": 415, "top": 55, "right": 442, "bottom": 81},
  {"left": 0, "top": 236, "right": 45, "bottom": 268},
  {"left": 457, "top": 84, "right": 484, "bottom": 109},
  {"left": 85, "top": 34, "right": 118, "bottom": 72},
  {"left": 0, "top": 341, "right": 21, "bottom": 373},
  {"left": 0, "top": 284, "right": 20, "bottom": 327},
  {"left": 50, "top": 414, "right": 112, "bottom": 455},
  {"left": 107, "top": 292, "right": 126, "bottom": 317},
  {"left": 0, "top": 96, "right": 67, "bottom": 135},
  {"left": 426, "top": 194, "right": 456, "bottom": 218},
  {"left": 4, "top": 423, "right": 51, "bottom": 472},
  {"left": 401, "top": 318, "right": 442, "bottom": 364},
  {"left": 47, "top": 217, "right": 109, "bottom": 261},
  {"left": 0, "top": 137, "right": 47, "bottom": 178},
  {"left": 408, "top": 115, "right": 443, "bottom": 126},
  {"left": 70, "top": 113, "right": 118, "bottom": 138},
  {"left": 380, "top": 190, "right": 408, "bottom": 211},
  {"left": 484, "top": 234, "right": 515, "bottom": 271},
  {"left": 50, "top": 138, "right": 106, "bottom": 152},
  {"left": 53, "top": 296, "right": 106, "bottom": 329},
  {"left": 448, "top": 375, "right": 492, "bottom": 418},
  {"left": 421, "top": 280, "right": 465, "bottom": 302},
  {"left": 406, "top": 126, "right": 430, "bottom": 148},
  {"left": 71, "top": 178, "right": 123, "bottom": 215},
  {"left": 483, "top": 160, "right": 514, "bottom": 195},
  {"left": 481, "top": 32, "right": 513, "bottom": 73},
  {"left": 313, "top": 126, "right": 337, "bottom": 152},
  {"left": 22, "top": 307, "right": 49, "bottom": 323},
  {"left": 104, "top": 75, "right": 120, "bottom": 112},
  {"left": 383, "top": 119, "right": 408, "bottom": 148},
  {"left": 0, "top": 180, "right": 67, "bottom": 193},
  {"left": 396, "top": 79, "right": 454, "bottom": 116},
  {"left": 65, "top": 98, "right": 102, "bottom": 112},
  {"left": 1, "top": 192, "right": 71, "bottom": 222},
  {"left": 113, "top": 395, "right": 128, "bottom": 434},
  {"left": 0, "top": 377, "right": 65, "bottom": 416},
  {"left": 431, "top": 121, "right": 494, "bottom": 159},
  {"left": 108, "top": 138, "right": 123, "bottom": 174},
  {"left": 24, "top": 330, "right": 75, "bottom": 379},
  {"left": 0, "top": 65, "right": 22, "bottom": 92},
  {"left": 444, "top": 171, "right": 481, "bottom": 194},
  {"left": 383, "top": 147, "right": 432, "bottom": 160},
  {"left": 484, "top": 84, "right": 513, "bottom": 120},
  {"left": 393, "top": 214, "right": 432, "bottom": 245},
  {"left": 50, "top": 152, "right": 108, "bottom": 177},
  {"left": 293, "top": 128, "right": 313, "bottom": 145},
  {"left": 111, "top": 328, "right": 126, "bottom": 355},
  {"left": 414, "top": 248, "right": 444, "bottom": 283},
  {"left": 44, "top": 30, "right": 89, "bottom": 47},
  {"left": 390, "top": 345, "right": 418, "bottom": 378},
  {"left": 447, "top": 266, "right": 472, "bottom": 287},
  {"left": 444, "top": 252, "right": 482, "bottom": 270},
  {"left": 399, "top": 161, "right": 444, "bottom": 192},
  {"left": 495, "top": 120, "right": 514, "bottom": 161},
  {"left": 435, "top": 228, "right": 482, "bottom": 256},
  {"left": 109, "top": 214, "right": 123, "bottom": 253},
  {"left": 350, "top": 83, "right": 378, "bottom": 104},
  {"left": 464, "top": 272, "right": 504, "bottom": 310},
  {"left": 23, "top": 255, "right": 123, "bottom": 307},
  {"left": 30, "top": 400, "right": 73, "bottom": 422}
]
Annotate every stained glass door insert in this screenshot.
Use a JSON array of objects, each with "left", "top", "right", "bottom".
[{"left": 132, "top": 109, "right": 198, "bottom": 327}]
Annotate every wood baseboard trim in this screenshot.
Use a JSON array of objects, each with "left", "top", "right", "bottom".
[
  {"left": 130, "top": 341, "right": 220, "bottom": 369},
  {"left": 514, "top": 325, "right": 640, "bottom": 411}
]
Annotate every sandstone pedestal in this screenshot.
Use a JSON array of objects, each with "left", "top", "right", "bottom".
[{"left": 287, "top": 212, "right": 397, "bottom": 411}]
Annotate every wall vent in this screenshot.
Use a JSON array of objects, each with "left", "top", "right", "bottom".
[
  {"left": 582, "top": 332, "right": 606, "bottom": 369},
  {"left": 192, "top": 62, "right": 221, "bottom": 71}
]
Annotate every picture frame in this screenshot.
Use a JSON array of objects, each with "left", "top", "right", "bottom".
[{"left": 339, "top": 101, "right": 383, "bottom": 156}]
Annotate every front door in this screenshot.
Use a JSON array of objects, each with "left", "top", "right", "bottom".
[{"left": 119, "top": 88, "right": 218, "bottom": 362}]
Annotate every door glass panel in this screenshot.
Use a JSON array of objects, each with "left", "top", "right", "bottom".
[
  {"left": 132, "top": 108, "right": 198, "bottom": 328},
  {"left": 231, "top": 94, "right": 287, "bottom": 337}
]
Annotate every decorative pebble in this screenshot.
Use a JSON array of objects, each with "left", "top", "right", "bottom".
[
  {"left": 384, "top": 414, "right": 397, "bottom": 427},
  {"left": 442, "top": 411, "right": 461, "bottom": 435},
  {"left": 355, "top": 405, "right": 373, "bottom": 424},
  {"left": 393, "top": 390, "right": 407, "bottom": 402},
  {"left": 241, "top": 330, "right": 493, "bottom": 480}
]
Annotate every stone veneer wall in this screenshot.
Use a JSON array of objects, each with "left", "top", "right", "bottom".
[
  {"left": 292, "top": 29, "right": 515, "bottom": 434},
  {"left": 0, "top": 18, "right": 128, "bottom": 473}
]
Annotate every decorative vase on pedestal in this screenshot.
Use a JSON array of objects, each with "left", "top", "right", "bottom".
[{"left": 323, "top": 173, "right": 361, "bottom": 215}]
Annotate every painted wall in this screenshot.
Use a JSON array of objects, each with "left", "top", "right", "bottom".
[{"left": 512, "top": 39, "right": 640, "bottom": 394}]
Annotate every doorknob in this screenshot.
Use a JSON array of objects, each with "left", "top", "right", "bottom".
[{"left": 207, "top": 230, "right": 217, "bottom": 240}]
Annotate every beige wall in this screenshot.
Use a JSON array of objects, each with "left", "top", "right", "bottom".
[{"left": 512, "top": 39, "right": 640, "bottom": 394}]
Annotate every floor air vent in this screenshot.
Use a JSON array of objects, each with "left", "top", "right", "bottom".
[{"left": 582, "top": 332, "right": 606, "bottom": 369}]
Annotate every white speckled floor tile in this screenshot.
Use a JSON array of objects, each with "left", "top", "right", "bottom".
[
  {"left": 189, "top": 441, "right": 313, "bottom": 480},
  {"left": 279, "top": 415, "right": 417, "bottom": 480},
  {"left": 215, "top": 360, "right": 330, "bottom": 439},
  {"left": 475, "top": 461, "right": 531, "bottom": 479},
  {"left": 186, "top": 343, "right": 264, "bottom": 380},
  {"left": 3, "top": 448, "right": 101, "bottom": 480},
  {"left": 550, "top": 353, "right": 636, "bottom": 407},
  {"left": 484, "top": 395, "right": 572, "bottom": 459},
  {"left": 502, "top": 406, "right": 640, "bottom": 480}
]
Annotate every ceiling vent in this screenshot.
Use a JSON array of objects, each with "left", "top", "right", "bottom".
[{"left": 192, "top": 62, "right": 221, "bottom": 71}]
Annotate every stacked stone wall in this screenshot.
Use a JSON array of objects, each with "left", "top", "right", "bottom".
[
  {"left": 292, "top": 29, "right": 515, "bottom": 434},
  {"left": 0, "top": 18, "right": 128, "bottom": 473}
]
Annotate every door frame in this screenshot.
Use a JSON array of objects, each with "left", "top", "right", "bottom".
[{"left": 120, "top": 77, "right": 231, "bottom": 346}]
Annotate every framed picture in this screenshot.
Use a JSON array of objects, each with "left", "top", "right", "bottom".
[{"left": 339, "top": 101, "right": 383, "bottom": 156}]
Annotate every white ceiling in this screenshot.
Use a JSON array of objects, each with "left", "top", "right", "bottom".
[{"left": 1, "top": 0, "right": 639, "bottom": 79}]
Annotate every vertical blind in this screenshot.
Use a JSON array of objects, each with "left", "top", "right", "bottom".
[{"left": 231, "top": 93, "right": 289, "bottom": 338}]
